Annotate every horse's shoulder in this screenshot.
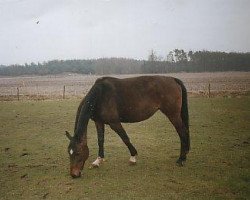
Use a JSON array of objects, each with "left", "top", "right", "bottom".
[
  {"left": 95, "top": 77, "right": 118, "bottom": 84},
  {"left": 94, "top": 77, "right": 118, "bottom": 96}
]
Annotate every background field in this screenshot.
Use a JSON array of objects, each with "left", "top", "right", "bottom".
[
  {"left": 0, "top": 96, "right": 249, "bottom": 199},
  {"left": 1, "top": 72, "right": 250, "bottom": 100}
]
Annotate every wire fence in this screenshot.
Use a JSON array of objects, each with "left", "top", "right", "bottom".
[{"left": 0, "top": 72, "right": 249, "bottom": 101}]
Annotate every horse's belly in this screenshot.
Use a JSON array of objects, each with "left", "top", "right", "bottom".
[{"left": 119, "top": 106, "right": 158, "bottom": 123}]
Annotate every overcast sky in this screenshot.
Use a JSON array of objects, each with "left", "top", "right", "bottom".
[{"left": 0, "top": 0, "right": 250, "bottom": 65}]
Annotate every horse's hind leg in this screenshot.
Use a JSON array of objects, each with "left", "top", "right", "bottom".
[
  {"left": 165, "top": 113, "right": 189, "bottom": 166},
  {"left": 109, "top": 123, "right": 138, "bottom": 164}
]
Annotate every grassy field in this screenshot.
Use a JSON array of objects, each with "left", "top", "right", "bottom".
[{"left": 0, "top": 96, "right": 249, "bottom": 199}]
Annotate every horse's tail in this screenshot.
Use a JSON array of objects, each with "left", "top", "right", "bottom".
[{"left": 174, "top": 78, "right": 190, "bottom": 151}]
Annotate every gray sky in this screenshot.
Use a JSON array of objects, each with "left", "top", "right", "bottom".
[{"left": 0, "top": 0, "right": 250, "bottom": 65}]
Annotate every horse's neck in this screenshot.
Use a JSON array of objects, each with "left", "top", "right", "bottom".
[
  {"left": 73, "top": 127, "right": 88, "bottom": 144},
  {"left": 79, "top": 134, "right": 88, "bottom": 145},
  {"left": 74, "top": 102, "right": 91, "bottom": 141},
  {"left": 74, "top": 118, "right": 89, "bottom": 142},
  {"left": 74, "top": 84, "right": 99, "bottom": 141}
]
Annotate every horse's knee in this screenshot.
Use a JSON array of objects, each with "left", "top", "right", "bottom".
[{"left": 98, "top": 139, "right": 104, "bottom": 147}]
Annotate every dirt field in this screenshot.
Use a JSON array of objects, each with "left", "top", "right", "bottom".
[{"left": 0, "top": 72, "right": 249, "bottom": 100}]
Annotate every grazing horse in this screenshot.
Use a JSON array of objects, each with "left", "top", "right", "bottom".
[{"left": 66, "top": 76, "right": 190, "bottom": 178}]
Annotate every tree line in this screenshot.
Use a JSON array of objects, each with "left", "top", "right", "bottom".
[{"left": 0, "top": 50, "right": 249, "bottom": 76}]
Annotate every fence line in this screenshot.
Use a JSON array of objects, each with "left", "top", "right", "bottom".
[
  {"left": 1, "top": 82, "right": 249, "bottom": 101},
  {"left": 9, "top": 85, "right": 87, "bottom": 100}
]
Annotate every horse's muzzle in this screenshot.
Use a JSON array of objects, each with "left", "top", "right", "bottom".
[{"left": 70, "top": 170, "right": 81, "bottom": 178}]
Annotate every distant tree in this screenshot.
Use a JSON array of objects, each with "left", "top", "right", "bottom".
[
  {"left": 174, "top": 49, "right": 187, "bottom": 63},
  {"left": 148, "top": 50, "right": 158, "bottom": 62},
  {"left": 166, "top": 51, "right": 175, "bottom": 63},
  {"left": 187, "top": 51, "right": 193, "bottom": 61},
  {"left": 0, "top": 51, "right": 249, "bottom": 76}
]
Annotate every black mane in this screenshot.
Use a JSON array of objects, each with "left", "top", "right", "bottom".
[{"left": 74, "top": 82, "right": 102, "bottom": 140}]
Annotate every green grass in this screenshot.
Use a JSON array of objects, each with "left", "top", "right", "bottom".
[{"left": 0, "top": 97, "right": 249, "bottom": 200}]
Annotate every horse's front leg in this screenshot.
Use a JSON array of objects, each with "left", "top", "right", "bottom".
[{"left": 92, "top": 121, "right": 105, "bottom": 167}]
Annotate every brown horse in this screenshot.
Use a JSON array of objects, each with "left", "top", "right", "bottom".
[{"left": 66, "top": 76, "right": 190, "bottom": 178}]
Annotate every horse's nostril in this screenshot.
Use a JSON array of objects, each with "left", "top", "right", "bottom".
[
  {"left": 71, "top": 174, "right": 80, "bottom": 178},
  {"left": 71, "top": 172, "right": 81, "bottom": 178}
]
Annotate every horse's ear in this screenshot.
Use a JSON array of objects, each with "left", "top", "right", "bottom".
[{"left": 65, "top": 131, "right": 72, "bottom": 140}]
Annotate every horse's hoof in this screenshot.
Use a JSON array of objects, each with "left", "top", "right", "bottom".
[
  {"left": 129, "top": 161, "right": 137, "bottom": 165},
  {"left": 129, "top": 156, "right": 137, "bottom": 165},
  {"left": 92, "top": 163, "right": 100, "bottom": 168},
  {"left": 91, "top": 157, "right": 104, "bottom": 168},
  {"left": 176, "top": 159, "right": 185, "bottom": 167}
]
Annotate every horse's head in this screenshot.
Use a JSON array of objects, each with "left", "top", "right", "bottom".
[{"left": 66, "top": 131, "right": 89, "bottom": 178}]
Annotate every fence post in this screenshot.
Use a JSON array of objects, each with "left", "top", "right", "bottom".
[
  {"left": 36, "top": 84, "right": 39, "bottom": 100},
  {"left": 63, "top": 85, "right": 66, "bottom": 99},
  {"left": 208, "top": 83, "right": 211, "bottom": 98},
  {"left": 17, "top": 87, "right": 20, "bottom": 101}
]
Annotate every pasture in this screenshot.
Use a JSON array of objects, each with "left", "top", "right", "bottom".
[{"left": 0, "top": 96, "right": 249, "bottom": 199}]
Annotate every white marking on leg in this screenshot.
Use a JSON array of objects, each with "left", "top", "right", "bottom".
[
  {"left": 70, "top": 149, "right": 73, "bottom": 155},
  {"left": 92, "top": 157, "right": 103, "bottom": 167},
  {"left": 129, "top": 156, "right": 136, "bottom": 164}
]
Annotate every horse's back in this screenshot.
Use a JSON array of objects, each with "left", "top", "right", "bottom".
[
  {"left": 94, "top": 76, "right": 182, "bottom": 123},
  {"left": 96, "top": 75, "right": 178, "bottom": 93},
  {"left": 96, "top": 76, "right": 181, "bottom": 101}
]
